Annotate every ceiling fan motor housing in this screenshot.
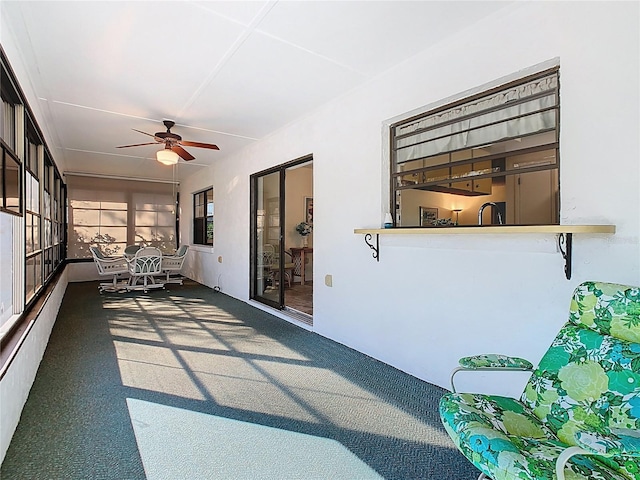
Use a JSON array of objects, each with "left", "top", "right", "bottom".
[
  {"left": 155, "top": 132, "right": 182, "bottom": 142},
  {"left": 155, "top": 120, "right": 181, "bottom": 142}
]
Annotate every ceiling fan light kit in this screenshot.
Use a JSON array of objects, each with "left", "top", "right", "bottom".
[
  {"left": 156, "top": 148, "right": 179, "bottom": 165},
  {"left": 117, "top": 119, "right": 220, "bottom": 164}
]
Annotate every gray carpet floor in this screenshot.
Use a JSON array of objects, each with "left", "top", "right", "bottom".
[{"left": 1, "top": 280, "right": 478, "bottom": 479}]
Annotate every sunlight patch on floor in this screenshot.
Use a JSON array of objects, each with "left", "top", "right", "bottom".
[
  {"left": 127, "top": 398, "right": 383, "bottom": 480},
  {"left": 114, "top": 341, "right": 206, "bottom": 401}
]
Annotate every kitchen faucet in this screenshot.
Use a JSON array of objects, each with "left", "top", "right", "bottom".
[{"left": 478, "top": 202, "right": 503, "bottom": 225}]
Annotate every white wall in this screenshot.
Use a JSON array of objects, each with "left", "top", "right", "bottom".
[
  {"left": 0, "top": 268, "right": 68, "bottom": 463},
  {"left": 181, "top": 1, "right": 639, "bottom": 396},
  {"left": 66, "top": 262, "right": 103, "bottom": 283}
]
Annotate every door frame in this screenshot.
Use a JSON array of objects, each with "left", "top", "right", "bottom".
[{"left": 249, "top": 154, "right": 313, "bottom": 309}]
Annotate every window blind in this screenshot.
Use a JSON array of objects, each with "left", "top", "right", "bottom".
[
  {"left": 66, "top": 175, "right": 177, "bottom": 259},
  {"left": 394, "top": 71, "right": 559, "bottom": 164}
]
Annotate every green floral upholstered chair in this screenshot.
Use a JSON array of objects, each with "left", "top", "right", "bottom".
[{"left": 440, "top": 281, "right": 640, "bottom": 480}]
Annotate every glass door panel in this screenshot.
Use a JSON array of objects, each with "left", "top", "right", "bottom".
[
  {"left": 250, "top": 155, "right": 313, "bottom": 321},
  {"left": 252, "top": 171, "right": 283, "bottom": 308}
]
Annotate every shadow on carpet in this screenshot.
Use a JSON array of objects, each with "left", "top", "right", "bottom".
[{"left": 1, "top": 280, "right": 478, "bottom": 480}]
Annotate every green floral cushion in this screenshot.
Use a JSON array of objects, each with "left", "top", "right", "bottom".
[
  {"left": 459, "top": 354, "right": 534, "bottom": 370},
  {"left": 576, "top": 429, "right": 640, "bottom": 457},
  {"left": 441, "top": 282, "right": 640, "bottom": 479},
  {"left": 440, "top": 393, "right": 631, "bottom": 479},
  {"left": 569, "top": 282, "right": 640, "bottom": 344}
]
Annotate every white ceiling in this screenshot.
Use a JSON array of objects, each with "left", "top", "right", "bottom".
[{"left": 1, "top": 1, "right": 510, "bottom": 181}]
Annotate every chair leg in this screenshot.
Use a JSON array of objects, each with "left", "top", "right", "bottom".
[
  {"left": 163, "top": 271, "right": 183, "bottom": 285},
  {"left": 111, "top": 274, "right": 127, "bottom": 292},
  {"left": 99, "top": 274, "right": 126, "bottom": 293}
]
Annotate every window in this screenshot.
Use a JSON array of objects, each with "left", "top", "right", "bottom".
[
  {"left": 42, "top": 156, "right": 54, "bottom": 279},
  {"left": 193, "top": 188, "right": 213, "bottom": 245},
  {"left": 53, "top": 172, "right": 65, "bottom": 268},
  {"left": 1, "top": 75, "right": 18, "bottom": 151},
  {"left": 391, "top": 67, "right": 559, "bottom": 227},
  {"left": 66, "top": 175, "right": 177, "bottom": 258},
  {"left": 1, "top": 50, "right": 26, "bottom": 333},
  {"left": 134, "top": 192, "right": 176, "bottom": 251},
  {"left": 1, "top": 44, "right": 67, "bottom": 342},
  {"left": 1, "top": 66, "right": 21, "bottom": 216},
  {"left": 25, "top": 126, "right": 42, "bottom": 302},
  {"left": 1, "top": 146, "right": 21, "bottom": 215}
]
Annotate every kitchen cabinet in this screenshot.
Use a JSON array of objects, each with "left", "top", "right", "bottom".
[
  {"left": 449, "top": 160, "right": 492, "bottom": 195},
  {"left": 505, "top": 167, "right": 558, "bottom": 224},
  {"left": 424, "top": 167, "right": 450, "bottom": 184},
  {"left": 400, "top": 151, "right": 496, "bottom": 196},
  {"left": 400, "top": 171, "right": 421, "bottom": 186}
]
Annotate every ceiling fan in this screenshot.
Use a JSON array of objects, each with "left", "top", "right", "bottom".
[{"left": 116, "top": 120, "right": 219, "bottom": 163}]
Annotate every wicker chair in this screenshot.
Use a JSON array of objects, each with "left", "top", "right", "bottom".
[
  {"left": 125, "top": 246, "right": 164, "bottom": 293},
  {"left": 263, "top": 244, "right": 295, "bottom": 288},
  {"left": 160, "top": 245, "right": 189, "bottom": 285},
  {"left": 89, "top": 246, "right": 129, "bottom": 293},
  {"left": 124, "top": 244, "right": 142, "bottom": 259}
]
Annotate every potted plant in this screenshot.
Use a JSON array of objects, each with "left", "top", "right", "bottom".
[{"left": 295, "top": 221, "right": 313, "bottom": 247}]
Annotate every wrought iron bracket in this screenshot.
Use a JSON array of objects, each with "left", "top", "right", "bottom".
[
  {"left": 364, "top": 233, "right": 379, "bottom": 262},
  {"left": 557, "top": 233, "right": 573, "bottom": 280},
  {"left": 354, "top": 226, "right": 613, "bottom": 277}
]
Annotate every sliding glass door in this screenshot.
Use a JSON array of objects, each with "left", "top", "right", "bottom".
[
  {"left": 250, "top": 170, "right": 283, "bottom": 308},
  {"left": 250, "top": 155, "right": 313, "bottom": 317}
]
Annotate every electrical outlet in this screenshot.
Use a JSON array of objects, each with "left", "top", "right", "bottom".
[{"left": 324, "top": 274, "right": 333, "bottom": 287}]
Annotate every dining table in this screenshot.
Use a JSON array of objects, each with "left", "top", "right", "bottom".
[{"left": 289, "top": 247, "right": 313, "bottom": 285}]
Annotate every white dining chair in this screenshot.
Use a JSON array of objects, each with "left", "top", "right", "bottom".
[
  {"left": 125, "top": 246, "right": 164, "bottom": 293},
  {"left": 161, "top": 245, "right": 189, "bottom": 284},
  {"left": 90, "top": 246, "right": 129, "bottom": 293}
]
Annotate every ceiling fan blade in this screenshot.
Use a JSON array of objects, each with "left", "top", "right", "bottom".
[
  {"left": 171, "top": 145, "right": 195, "bottom": 161},
  {"left": 116, "top": 142, "right": 158, "bottom": 148},
  {"left": 132, "top": 128, "right": 157, "bottom": 138},
  {"left": 180, "top": 140, "right": 220, "bottom": 150}
]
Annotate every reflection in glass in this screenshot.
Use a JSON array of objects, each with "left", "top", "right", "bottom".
[{"left": 255, "top": 173, "right": 280, "bottom": 305}]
